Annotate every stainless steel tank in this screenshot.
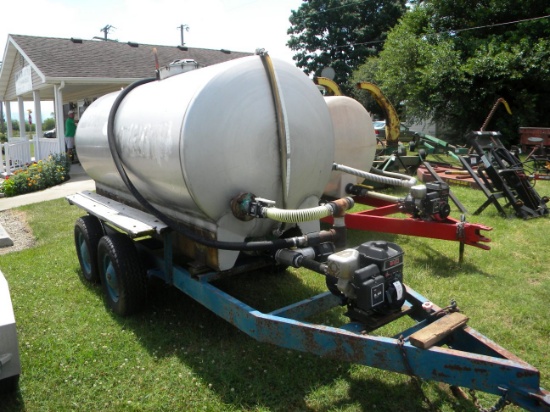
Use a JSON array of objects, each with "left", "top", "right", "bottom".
[
  {"left": 76, "top": 56, "right": 336, "bottom": 269},
  {"left": 323, "top": 96, "right": 376, "bottom": 198}
]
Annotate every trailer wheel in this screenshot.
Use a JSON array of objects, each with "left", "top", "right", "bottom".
[
  {"left": 74, "top": 215, "right": 103, "bottom": 283},
  {"left": 97, "top": 234, "right": 147, "bottom": 316}
]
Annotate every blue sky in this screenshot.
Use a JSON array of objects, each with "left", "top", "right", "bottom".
[{"left": 1, "top": 0, "right": 304, "bottom": 121}]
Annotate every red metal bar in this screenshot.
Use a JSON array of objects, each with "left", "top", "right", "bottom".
[{"left": 323, "top": 196, "right": 492, "bottom": 250}]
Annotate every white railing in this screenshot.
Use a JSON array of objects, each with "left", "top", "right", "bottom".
[
  {"left": 36, "top": 138, "right": 61, "bottom": 160},
  {"left": 1, "top": 137, "right": 63, "bottom": 176}
]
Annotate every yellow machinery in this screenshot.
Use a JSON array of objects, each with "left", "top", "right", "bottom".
[
  {"left": 356, "top": 82, "right": 401, "bottom": 148},
  {"left": 313, "top": 76, "right": 343, "bottom": 96},
  {"left": 480, "top": 97, "right": 512, "bottom": 131},
  {"left": 314, "top": 77, "right": 402, "bottom": 148}
]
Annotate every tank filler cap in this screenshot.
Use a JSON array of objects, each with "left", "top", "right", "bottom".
[
  {"left": 159, "top": 59, "right": 198, "bottom": 80},
  {"left": 410, "top": 185, "right": 427, "bottom": 200}
]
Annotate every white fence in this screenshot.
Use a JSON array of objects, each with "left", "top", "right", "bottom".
[{"left": 1, "top": 137, "right": 63, "bottom": 176}]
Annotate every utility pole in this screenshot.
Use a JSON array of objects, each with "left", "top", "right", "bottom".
[
  {"left": 100, "top": 25, "right": 116, "bottom": 40},
  {"left": 177, "top": 24, "right": 190, "bottom": 46}
]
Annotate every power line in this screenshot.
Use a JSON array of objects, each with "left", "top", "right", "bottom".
[
  {"left": 443, "top": 13, "right": 550, "bottom": 34},
  {"left": 313, "top": 0, "right": 375, "bottom": 14},
  {"left": 329, "top": 13, "right": 550, "bottom": 50},
  {"left": 294, "top": 0, "right": 377, "bottom": 16}
]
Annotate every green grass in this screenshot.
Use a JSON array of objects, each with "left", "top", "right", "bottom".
[{"left": 0, "top": 180, "right": 549, "bottom": 412}]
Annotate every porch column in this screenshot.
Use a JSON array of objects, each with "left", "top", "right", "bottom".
[
  {"left": 3, "top": 102, "right": 13, "bottom": 175},
  {"left": 54, "top": 82, "right": 65, "bottom": 154},
  {"left": 0, "top": 101, "right": 4, "bottom": 135},
  {"left": 33, "top": 90, "right": 43, "bottom": 160},
  {"left": 17, "top": 97, "right": 26, "bottom": 139},
  {"left": 5, "top": 101, "right": 13, "bottom": 140}
]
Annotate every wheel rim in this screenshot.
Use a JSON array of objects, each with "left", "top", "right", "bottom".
[
  {"left": 102, "top": 255, "right": 119, "bottom": 303},
  {"left": 77, "top": 232, "right": 92, "bottom": 275}
]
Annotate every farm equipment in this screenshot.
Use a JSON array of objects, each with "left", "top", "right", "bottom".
[
  {"left": 67, "top": 54, "right": 549, "bottom": 411},
  {"left": 0, "top": 269, "right": 21, "bottom": 393},
  {"left": 459, "top": 131, "right": 549, "bottom": 218},
  {"left": 521, "top": 131, "right": 550, "bottom": 182},
  {"left": 480, "top": 98, "right": 512, "bottom": 132},
  {"left": 519, "top": 127, "right": 550, "bottom": 154}
]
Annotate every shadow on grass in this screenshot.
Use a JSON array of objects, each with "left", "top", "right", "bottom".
[
  {"left": 0, "top": 385, "right": 25, "bottom": 411},
  {"left": 329, "top": 377, "right": 479, "bottom": 412},
  {"left": 76, "top": 263, "right": 477, "bottom": 411},
  {"left": 407, "top": 242, "right": 494, "bottom": 278}
]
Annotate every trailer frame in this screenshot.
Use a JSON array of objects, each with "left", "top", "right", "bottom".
[{"left": 66, "top": 191, "right": 550, "bottom": 411}]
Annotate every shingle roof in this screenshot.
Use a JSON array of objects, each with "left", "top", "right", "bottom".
[{"left": 10, "top": 34, "right": 252, "bottom": 80}]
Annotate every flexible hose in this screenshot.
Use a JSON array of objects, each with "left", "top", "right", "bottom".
[
  {"left": 106, "top": 77, "right": 330, "bottom": 252},
  {"left": 369, "top": 166, "right": 417, "bottom": 185},
  {"left": 263, "top": 197, "right": 353, "bottom": 223},
  {"left": 265, "top": 204, "right": 333, "bottom": 223},
  {"left": 332, "top": 163, "right": 417, "bottom": 188},
  {"left": 258, "top": 50, "right": 291, "bottom": 208}
]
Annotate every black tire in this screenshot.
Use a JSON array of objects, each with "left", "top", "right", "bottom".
[
  {"left": 97, "top": 234, "right": 148, "bottom": 316},
  {"left": 74, "top": 215, "right": 104, "bottom": 283},
  {"left": 0, "top": 374, "right": 20, "bottom": 394}
]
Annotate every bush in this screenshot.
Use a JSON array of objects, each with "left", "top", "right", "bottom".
[{"left": 0, "top": 153, "right": 71, "bottom": 197}]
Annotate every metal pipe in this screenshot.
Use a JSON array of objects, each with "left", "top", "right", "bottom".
[{"left": 333, "top": 163, "right": 417, "bottom": 188}]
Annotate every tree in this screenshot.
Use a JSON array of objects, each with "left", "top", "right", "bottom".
[
  {"left": 287, "top": 0, "right": 407, "bottom": 91},
  {"left": 43, "top": 117, "right": 55, "bottom": 131},
  {"left": 354, "top": 0, "right": 550, "bottom": 144}
]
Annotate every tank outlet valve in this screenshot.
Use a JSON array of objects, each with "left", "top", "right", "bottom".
[
  {"left": 231, "top": 193, "right": 275, "bottom": 221},
  {"left": 275, "top": 243, "right": 335, "bottom": 272},
  {"left": 275, "top": 247, "right": 316, "bottom": 268}
]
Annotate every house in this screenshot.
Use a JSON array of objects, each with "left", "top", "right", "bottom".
[{"left": 0, "top": 34, "right": 251, "bottom": 171}]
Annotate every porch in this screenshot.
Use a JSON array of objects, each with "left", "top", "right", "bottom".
[{"left": 1, "top": 136, "right": 63, "bottom": 177}]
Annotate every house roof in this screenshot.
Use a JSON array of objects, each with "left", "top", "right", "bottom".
[{"left": 0, "top": 34, "right": 252, "bottom": 102}]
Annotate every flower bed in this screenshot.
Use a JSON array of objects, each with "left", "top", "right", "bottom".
[{"left": 1, "top": 154, "right": 71, "bottom": 197}]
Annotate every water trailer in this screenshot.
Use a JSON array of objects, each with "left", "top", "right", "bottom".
[{"left": 67, "top": 53, "right": 549, "bottom": 411}]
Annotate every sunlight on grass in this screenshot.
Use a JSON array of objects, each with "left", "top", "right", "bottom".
[{"left": 0, "top": 179, "right": 548, "bottom": 411}]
